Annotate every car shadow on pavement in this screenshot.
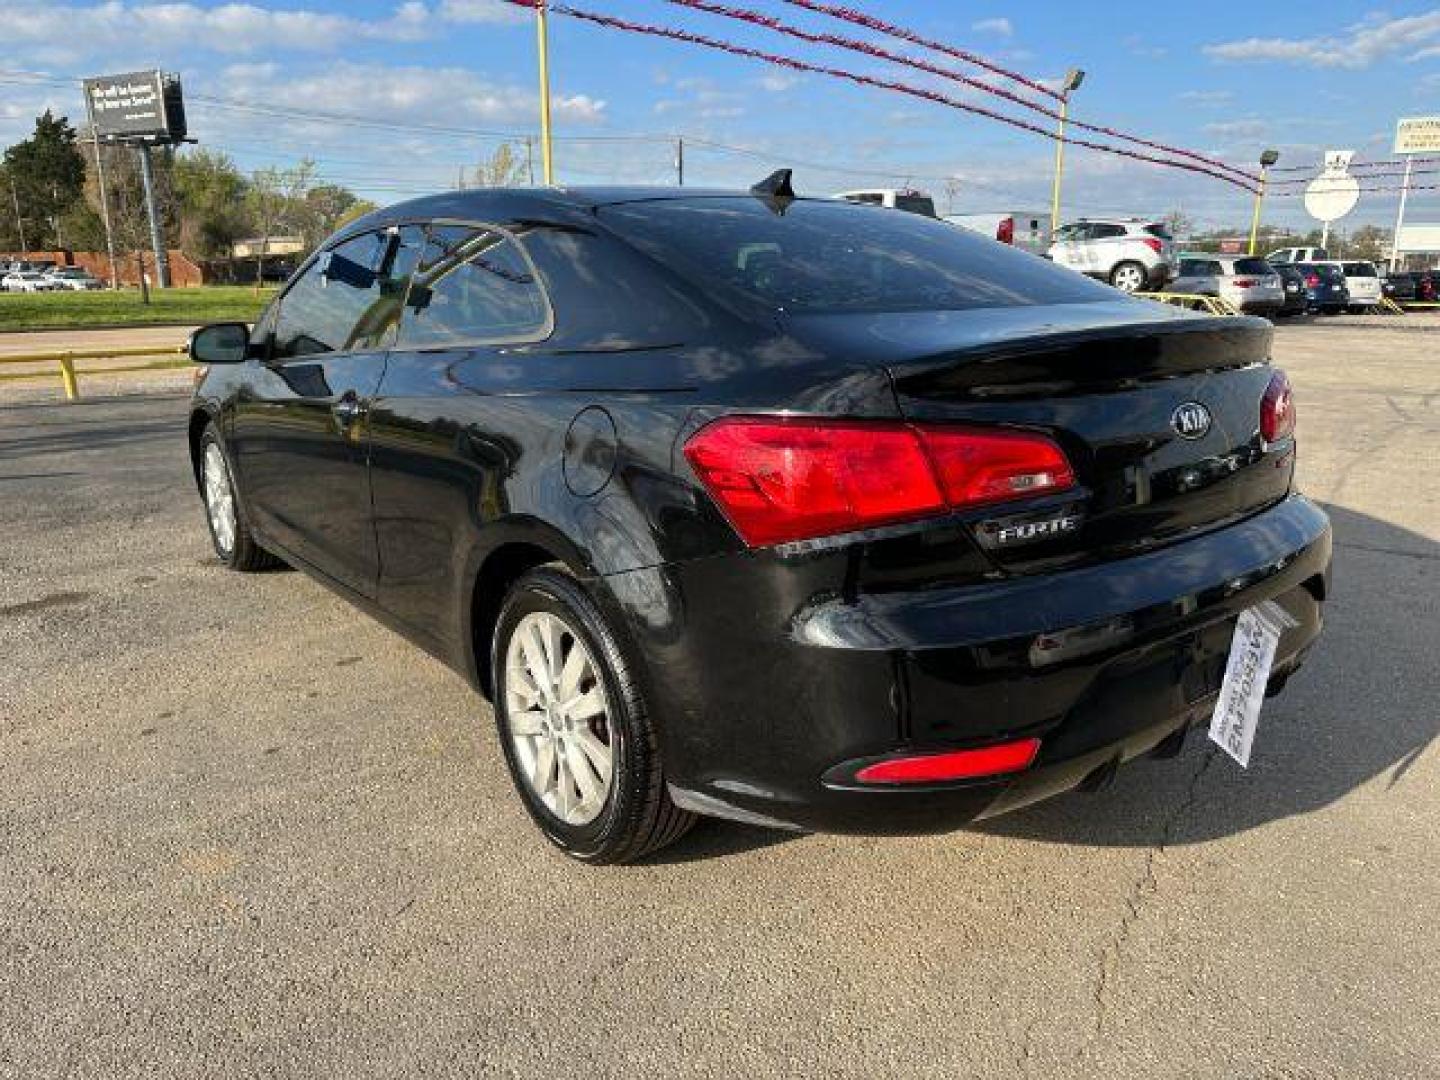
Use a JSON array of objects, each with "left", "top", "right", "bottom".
[{"left": 978, "top": 502, "right": 1438, "bottom": 848}]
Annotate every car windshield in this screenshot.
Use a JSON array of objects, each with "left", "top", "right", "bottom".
[
  {"left": 1343, "top": 263, "right": 1375, "bottom": 276},
  {"left": 599, "top": 197, "right": 1110, "bottom": 314},
  {"left": 1232, "top": 258, "right": 1272, "bottom": 275}
]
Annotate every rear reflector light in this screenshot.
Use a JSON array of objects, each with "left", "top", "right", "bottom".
[
  {"left": 683, "top": 418, "right": 1075, "bottom": 546},
  {"left": 1260, "top": 369, "right": 1295, "bottom": 442},
  {"left": 1142, "top": 237, "right": 1163, "bottom": 255},
  {"left": 997, "top": 216, "right": 1015, "bottom": 245},
  {"left": 854, "top": 738, "right": 1041, "bottom": 784},
  {"left": 1232, "top": 278, "right": 1258, "bottom": 288}
]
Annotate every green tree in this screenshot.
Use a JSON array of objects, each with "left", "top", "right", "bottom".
[
  {"left": 466, "top": 142, "right": 528, "bottom": 188},
  {"left": 173, "top": 149, "right": 248, "bottom": 260},
  {"left": 301, "top": 183, "right": 363, "bottom": 246},
  {"left": 245, "top": 160, "right": 315, "bottom": 286},
  {"left": 2, "top": 111, "right": 87, "bottom": 250}
]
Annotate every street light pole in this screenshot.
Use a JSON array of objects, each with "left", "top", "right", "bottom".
[
  {"left": 7, "top": 170, "right": 27, "bottom": 255},
  {"left": 1049, "top": 68, "right": 1084, "bottom": 235},
  {"left": 1248, "top": 149, "right": 1279, "bottom": 256},
  {"left": 535, "top": 0, "right": 555, "bottom": 184}
]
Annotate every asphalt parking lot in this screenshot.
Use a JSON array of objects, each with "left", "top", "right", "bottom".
[{"left": 2, "top": 315, "right": 1437, "bottom": 1078}]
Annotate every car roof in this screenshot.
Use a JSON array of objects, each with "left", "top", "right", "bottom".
[{"left": 336, "top": 185, "right": 772, "bottom": 239}]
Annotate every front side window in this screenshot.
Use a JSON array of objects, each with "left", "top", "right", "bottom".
[
  {"left": 397, "top": 225, "right": 549, "bottom": 347},
  {"left": 273, "top": 231, "right": 393, "bottom": 360}
]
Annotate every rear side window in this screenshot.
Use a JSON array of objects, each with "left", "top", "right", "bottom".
[
  {"left": 1232, "top": 258, "right": 1272, "bottom": 275},
  {"left": 1144, "top": 223, "right": 1173, "bottom": 239},
  {"left": 600, "top": 198, "right": 1110, "bottom": 314},
  {"left": 1090, "top": 224, "right": 1127, "bottom": 239},
  {"left": 397, "top": 225, "right": 549, "bottom": 347},
  {"left": 895, "top": 194, "right": 937, "bottom": 217},
  {"left": 273, "top": 230, "right": 393, "bottom": 360}
]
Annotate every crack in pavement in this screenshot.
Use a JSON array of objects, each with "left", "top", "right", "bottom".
[{"left": 1081, "top": 748, "right": 1219, "bottom": 1059}]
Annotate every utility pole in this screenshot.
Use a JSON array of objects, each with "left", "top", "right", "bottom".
[
  {"left": 7, "top": 171, "right": 26, "bottom": 255},
  {"left": 1390, "top": 156, "right": 1414, "bottom": 273},
  {"left": 136, "top": 143, "right": 170, "bottom": 288},
  {"left": 1049, "top": 68, "right": 1085, "bottom": 235},
  {"left": 83, "top": 94, "right": 121, "bottom": 289},
  {"left": 534, "top": 1, "right": 555, "bottom": 184},
  {"left": 676, "top": 137, "right": 685, "bottom": 186}
]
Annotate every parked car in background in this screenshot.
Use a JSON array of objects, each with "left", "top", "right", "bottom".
[
  {"left": 1048, "top": 218, "right": 1176, "bottom": 292},
  {"left": 944, "top": 211, "right": 1051, "bottom": 256},
  {"left": 1171, "top": 255, "right": 1284, "bottom": 315},
  {"left": 1294, "top": 262, "right": 1349, "bottom": 314},
  {"left": 1, "top": 270, "right": 54, "bottom": 292},
  {"left": 1273, "top": 264, "right": 1311, "bottom": 317},
  {"left": 1384, "top": 270, "right": 1436, "bottom": 303},
  {"left": 834, "top": 188, "right": 938, "bottom": 216},
  {"left": 1381, "top": 270, "right": 1417, "bottom": 302},
  {"left": 1266, "top": 247, "right": 1329, "bottom": 265},
  {"left": 185, "top": 185, "right": 1329, "bottom": 863},
  {"left": 3, "top": 260, "right": 42, "bottom": 275},
  {"left": 43, "top": 267, "right": 103, "bottom": 291},
  {"left": 1321, "top": 261, "right": 1381, "bottom": 310}
]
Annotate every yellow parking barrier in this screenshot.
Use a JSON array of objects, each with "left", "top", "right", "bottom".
[
  {"left": 0, "top": 343, "right": 188, "bottom": 401},
  {"left": 1379, "top": 297, "right": 1407, "bottom": 315},
  {"left": 1140, "top": 292, "right": 1243, "bottom": 317}
]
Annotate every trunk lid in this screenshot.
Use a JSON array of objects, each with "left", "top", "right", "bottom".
[{"left": 787, "top": 300, "right": 1295, "bottom": 572}]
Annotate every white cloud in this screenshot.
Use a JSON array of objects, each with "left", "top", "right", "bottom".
[
  {"left": 970, "top": 17, "right": 1013, "bottom": 38},
  {"left": 209, "top": 60, "right": 604, "bottom": 125},
  {"left": 0, "top": 2, "right": 439, "bottom": 56},
  {"left": 438, "top": 0, "right": 529, "bottom": 24},
  {"left": 1203, "top": 118, "right": 1269, "bottom": 140},
  {"left": 757, "top": 73, "right": 799, "bottom": 93},
  {"left": 1179, "top": 89, "right": 1235, "bottom": 105},
  {"left": 1205, "top": 11, "right": 1440, "bottom": 68}
]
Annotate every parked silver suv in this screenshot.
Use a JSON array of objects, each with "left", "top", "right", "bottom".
[
  {"left": 1171, "top": 255, "right": 1285, "bottom": 315},
  {"left": 1048, "top": 218, "right": 1176, "bottom": 293}
]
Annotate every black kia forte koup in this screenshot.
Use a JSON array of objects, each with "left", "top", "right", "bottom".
[{"left": 187, "top": 177, "right": 1331, "bottom": 863}]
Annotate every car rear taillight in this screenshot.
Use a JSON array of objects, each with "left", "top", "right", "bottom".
[
  {"left": 1141, "top": 237, "right": 1163, "bottom": 255},
  {"left": 997, "top": 216, "right": 1015, "bottom": 245},
  {"left": 1260, "top": 369, "right": 1295, "bottom": 442},
  {"left": 1232, "top": 278, "right": 1258, "bottom": 288},
  {"left": 683, "top": 417, "right": 1076, "bottom": 547},
  {"left": 853, "top": 738, "right": 1041, "bottom": 784},
  {"left": 1305, "top": 273, "right": 1320, "bottom": 287}
]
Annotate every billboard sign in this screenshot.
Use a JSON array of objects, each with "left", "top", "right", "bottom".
[
  {"left": 83, "top": 71, "right": 186, "bottom": 143},
  {"left": 1394, "top": 116, "right": 1440, "bottom": 155},
  {"left": 1397, "top": 224, "right": 1440, "bottom": 253}
]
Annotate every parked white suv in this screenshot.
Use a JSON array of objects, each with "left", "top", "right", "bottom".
[
  {"left": 1048, "top": 219, "right": 1176, "bottom": 292},
  {"left": 1328, "top": 261, "right": 1382, "bottom": 310},
  {"left": 1265, "top": 247, "right": 1329, "bottom": 265}
]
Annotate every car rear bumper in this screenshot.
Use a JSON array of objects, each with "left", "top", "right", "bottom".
[{"left": 614, "top": 494, "right": 1332, "bottom": 833}]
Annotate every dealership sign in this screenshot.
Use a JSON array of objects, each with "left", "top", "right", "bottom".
[
  {"left": 1394, "top": 116, "right": 1440, "bottom": 155},
  {"left": 83, "top": 70, "right": 187, "bottom": 143}
]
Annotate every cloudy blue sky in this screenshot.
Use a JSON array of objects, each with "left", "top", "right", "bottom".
[{"left": 2, "top": 1, "right": 1437, "bottom": 233}]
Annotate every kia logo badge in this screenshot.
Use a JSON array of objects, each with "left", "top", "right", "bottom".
[{"left": 1171, "top": 402, "right": 1212, "bottom": 440}]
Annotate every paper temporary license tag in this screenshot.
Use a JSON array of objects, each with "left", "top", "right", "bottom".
[{"left": 1208, "top": 601, "right": 1297, "bottom": 768}]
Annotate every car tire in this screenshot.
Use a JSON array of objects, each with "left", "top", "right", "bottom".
[
  {"left": 1110, "top": 261, "right": 1147, "bottom": 293},
  {"left": 198, "top": 425, "right": 281, "bottom": 571},
  {"left": 492, "top": 566, "right": 696, "bottom": 864}
]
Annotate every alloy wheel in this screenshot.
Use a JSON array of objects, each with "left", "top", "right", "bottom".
[
  {"left": 504, "top": 611, "right": 615, "bottom": 826},
  {"left": 1112, "top": 264, "right": 1145, "bottom": 293},
  {"left": 202, "top": 442, "right": 237, "bottom": 555}
]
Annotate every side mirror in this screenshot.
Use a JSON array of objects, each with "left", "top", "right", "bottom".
[{"left": 188, "top": 322, "right": 250, "bottom": 365}]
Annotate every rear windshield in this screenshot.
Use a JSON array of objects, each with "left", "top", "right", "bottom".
[
  {"left": 895, "top": 194, "right": 937, "bottom": 217},
  {"left": 1342, "top": 262, "right": 1375, "bottom": 276},
  {"left": 1301, "top": 264, "right": 1343, "bottom": 281},
  {"left": 599, "top": 197, "right": 1110, "bottom": 314},
  {"left": 1232, "top": 258, "right": 1272, "bottom": 275}
]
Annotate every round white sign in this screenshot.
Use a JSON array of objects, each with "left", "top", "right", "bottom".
[{"left": 1303, "top": 152, "right": 1360, "bottom": 223}]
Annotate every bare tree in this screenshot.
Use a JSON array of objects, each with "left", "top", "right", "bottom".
[
  {"left": 466, "top": 143, "right": 527, "bottom": 189},
  {"left": 245, "top": 159, "right": 314, "bottom": 288}
]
